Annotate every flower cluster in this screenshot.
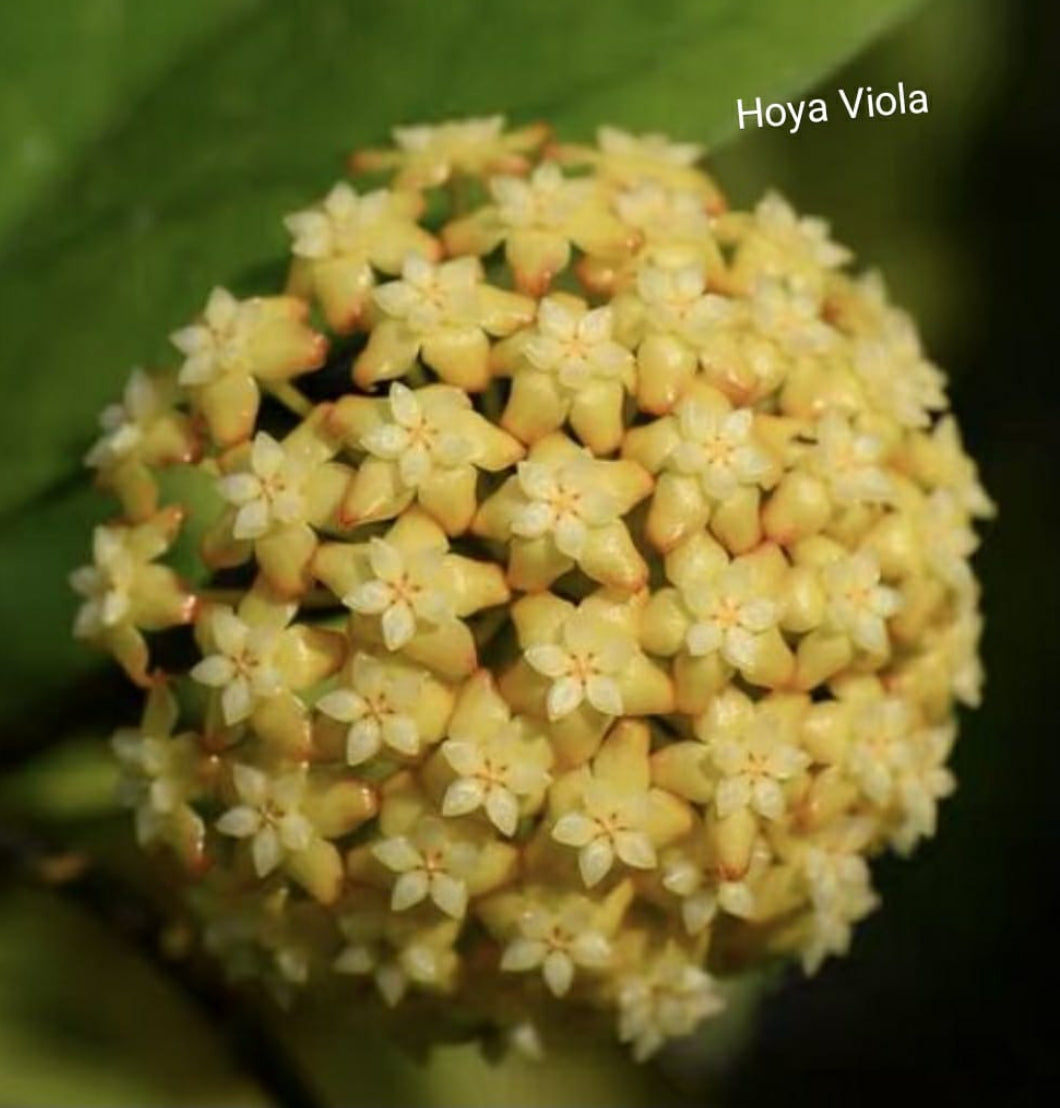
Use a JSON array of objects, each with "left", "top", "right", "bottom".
[{"left": 74, "top": 116, "right": 992, "bottom": 1062}]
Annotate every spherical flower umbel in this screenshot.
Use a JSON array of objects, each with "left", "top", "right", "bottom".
[{"left": 73, "top": 116, "right": 992, "bottom": 1062}]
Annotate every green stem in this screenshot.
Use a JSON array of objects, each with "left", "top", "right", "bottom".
[{"left": 266, "top": 382, "right": 314, "bottom": 419}]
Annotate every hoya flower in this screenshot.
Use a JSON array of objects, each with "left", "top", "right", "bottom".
[
  {"left": 612, "top": 258, "right": 740, "bottom": 412},
  {"left": 284, "top": 183, "right": 440, "bottom": 331},
  {"left": 84, "top": 368, "right": 198, "bottom": 521},
  {"left": 551, "top": 125, "right": 722, "bottom": 204},
  {"left": 550, "top": 722, "right": 691, "bottom": 887},
  {"left": 504, "top": 592, "right": 673, "bottom": 764},
  {"left": 612, "top": 182, "right": 719, "bottom": 256},
  {"left": 719, "top": 190, "right": 852, "bottom": 293},
  {"left": 819, "top": 549, "right": 902, "bottom": 657},
  {"left": 498, "top": 890, "right": 618, "bottom": 996},
  {"left": 623, "top": 381, "right": 776, "bottom": 551},
  {"left": 906, "top": 414, "right": 995, "bottom": 520},
  {"left": 641, "top": 535, "right": 793, "bottom": 707},
  {"left": 916, "top": 489, "right": 981, "bottom": 596},
  {"left": 216, "top": 762, "right": 374, "bottom": 905},
  {"left": 334, "top": 894, "right": 460, "bottom": 1007},
  {"left": 315, "top": 651, "right": 453, "bottom": 767},
  {"left": 171, "top": 287, "right": 327, "bottom": 445},
  {"left": 473, "top": 433, "right": 651, "bottom": 591},
  {"left": 656, "top": 836, "right": 756, "bottom": 935},
  {"left": 330, "top": 381, "right": 523, "bottom": 533},
  {"left": 706, "top": 718, "right": 810, "bottom": 822},
  {"left": 795, "top": 822, "right": 881, "bottom": 974},
  {"left": 615, "top": 938, "right": 725, "bottom": 1061},
  {"left": 217, "top": 765, "right": 316, "bottom": 877},
  {"left": 111, "top": 682, "right": 208, "bottom": 868},
  {"left": 351, "top": 114, "right": 549, "bottom": 189},
  {"left": 190, "top": 588, "right": 345, "bottom": 753},
  {"left": 70, "top": 507, "right": 193, "bottom": 684},
  {"left": 314, "top": 509, "right": 508, "bottom": 678},
  {"left": 76, "top": 116, "right": 990, "bottom": 1061},
  {"left": 808, "top": 409, "right": 894, "bottom": 506},
  {"left": 842, "top": 280, "right": 948, "bottom": 428},
  {"left": 369, "top": 810, "right": 513, "bottom": 920},
  {"left": 496, "top": 296, "right": 636, "bottom": 453},
  {"left": 354, "top": 255, "right": 534, "bottom": 391},
  {"left": 842, "top": 692, "right": 915, "bottom": 809},
  {"left": 432, "top": 672, "right": 552, "bottom": 836},
  {"left": 207, "top": 412, "right": 351, "bottom": 596},
  {"left": 890, "top": 723, "right": 957, "bottom": 854},
  {"left": 444, "top": 162, "right": 632, "bottom": 294}
]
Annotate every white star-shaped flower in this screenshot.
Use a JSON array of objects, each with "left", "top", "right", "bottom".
[
  {"left": 217, "top": 432, "right": 310, "bottom": 540},
  {"left": 190, "top": 607, "right": 285, "bottom": 724},
  {"left": 315, "top": 652, "right": 423, "bottom": 765},
  {"left": 359, "top": 382, "right": 475, "bottom": 489},
  {"left": 372, "top": 817, "right": 477, "bottom": 919},
  {"left": 344, "top": 537, "right": 455, "bottom": 651},
  {"left": 667, "top": 399, "right": 771, "bottom": 501},
  {"left": 822, "top": 551, "right": 901, "bottom": 654},
  {"left": 683, "top": 561, "right": 779, "bottom": 669},
  {"left": 522, "top": 298, "right": 633, "bottom": 391},
  {"left": 524, "top": 611, "right": 633, "bottom": 720},
  {"left": 500, "top": 899, "right": 612, "bottom": 996},
  {"left": 216, "top": 764, "right": 314, "bottom": 877},
  {"left": 511, "top": 457, "right": 621, "bottom": 561}
]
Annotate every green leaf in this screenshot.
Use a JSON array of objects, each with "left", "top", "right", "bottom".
[
  {"left": 0, "top": 0, "right": 920, "bottom": 722},
  {"left": 0, "top": 0, "right": 256, "bottom": 242}
]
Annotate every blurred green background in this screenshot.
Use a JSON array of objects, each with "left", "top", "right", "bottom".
[{"left": 1, "top": 0, "right": 1056, "bottom": 1103}]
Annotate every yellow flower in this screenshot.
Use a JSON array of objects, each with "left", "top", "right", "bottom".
[
  {"left": 429, "top": 672, "right": 552, "bottom": 836},
  {"left": 551, "top": 125, "right": 721, "bottom": 205},
  {"left": 612, "top": 258, "right": 732, "bottom": 412},
  {"left": 205, "top": 410, "right": 351, "bottom": 597},
  {"left": 171, "top": 287, "right": 327, "bottom": 445},
  {"left": 495, "top": 295, "right": 636, "bottom": 454},
  {"left": 190, "top": 585, "right": 345, "bottom": 753},
  {"left": 215, "top": 761, "right": 375, "bottom": 905},
  {"left": 654, "top": 828, "right": 756, "bottom": 934},
  {"left": 350, "top": 115, "right": 549, "bottom": 189},
  {"left": 808, "top": 409, "right": 894, "bottom": 506},
  {"left": 361, "top": 781, "right": 516, "bottom": 919},
  {"left": 790, "top": 819, "right": 880, "bottom": 974},
  {"left": 70, "top": 507, "right": 193, "bottom": 684},
  {"left": 330, "top": 380, "right": 523, "bottom": 534},
  {"left": 472, "top": 432, "right": 651, "bottom": 591},
  {"left": 706, "top": 716, "right": 809, "bottom": 822},
  {"left": 841, "top": 275, "right": 948, "bottom": 428},
  {"left": 549, "top": 721, "right": 691, "bottom": 887},
  {"left": 623, "top": 380, "right": 776, "bottom": 551},
  {"left": 502, "top": 591, "right": 673, "bottom": 765},
  {"left": 614, "top": 937, "right": 725, "bottom": 1061},
  {"left": 641, "top": 535, "right": 793, "bottom": 706},
  {"left": 111, "top": 681, "right": 208, "bottom": 869},
  {"left": 444, "top": 162, "right": 632, "bottom": 294},
  {"left": 815, "top": 548, "right": 901, "bottom": 660},
  {"left": 890, "top": 722, "right": 956, "bottom": 854},
  {"left": 496, "top": 887, "right": 622, "bottom": 997},
  {"left": 334, "top": 892, "right": 460, "bottom": 1006},
  {"left": 284, "top": 182, "right": 440, "bottom": 331},
  {"left": 313, "top": 509, "right": 509, "bottom": 679},
  {"left": 907, "top": 414, "right": 995, "bottom": 519},
  {"left": 353, "top": 255, "right": 533, "bottom": 391},
  {"left": 78, "top": 115, "right": 991, "bottom": 1060},
  {"left": 315, "top": 650, "right": 453, "bottom": 767},
  {"left": 84, "top": 368, "right": 198, "bottom": 521},
  {"left": 718, "top": 190, "right": 851, "bottom": 293}
]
